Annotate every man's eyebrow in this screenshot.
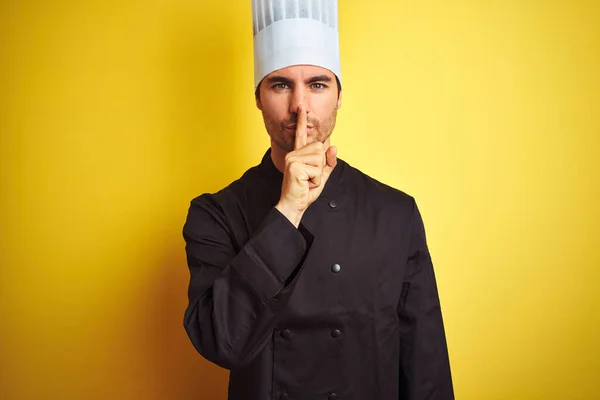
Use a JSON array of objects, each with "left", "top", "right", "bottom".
[
  {"left": 305, "top": 75, "right": 333, "bottom": 84},
  {"left": 265, "top": 76, "right": 294, "bottom": 85},
  {"left": 265, "top": 75, "right": 333, "bottom": 85}
]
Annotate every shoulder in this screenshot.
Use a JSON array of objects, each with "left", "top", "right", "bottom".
[
  {"left": 186, "top": 165, "right": 263, "bottom": 229},
  {"left": 340, "top": 159, "right": 416, "bottom": 213},
  {"left": 190, "top": 164, "right": 264, "bottom": 207}
]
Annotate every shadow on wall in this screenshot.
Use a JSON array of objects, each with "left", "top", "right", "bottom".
[{"left": 129, "top": 8, "right": 250, "bottom": 400}]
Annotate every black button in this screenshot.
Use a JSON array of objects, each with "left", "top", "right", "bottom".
[
  {"left": 280, "top": 393, "right": 289, "bottom": 400},
  {"left": 328, "top": 199, "right": 338, "bottom": 209},
  {"left": 331, "top": 329, "right": 341, "bottom": 338},
  {"left": 329, "top": 393, "right": 338, "bottom": 400},
  {"left": 281, "top": 329, "right": 291, "bottom": 339},
  {"left": 331, "top": 263, "right": 341, "bottom": 273}
]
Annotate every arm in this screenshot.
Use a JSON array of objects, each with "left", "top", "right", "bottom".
[
  {"left": 184, "top": 106, "right": 335, "bottom": 370},
  {"left": 398, "top": 200, "right": 454, "bottom": 399},
  {"left": 183, "top": 196, "right": 313, "bottom": 370}
]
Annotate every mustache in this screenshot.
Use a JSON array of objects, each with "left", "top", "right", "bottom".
[{"left": 283, "top": 116, "right": 320, "bottom": 128}]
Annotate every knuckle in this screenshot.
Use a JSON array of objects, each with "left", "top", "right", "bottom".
[
  {"left": 289, "top": 162, "right": 303, "bottom": 175},
  {"left": 286, "top": 156, "right": 298, "bottom": 167}
]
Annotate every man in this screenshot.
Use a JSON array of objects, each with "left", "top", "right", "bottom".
[{"left": 183, "top": 1, "right": 454, "bottom": 399}]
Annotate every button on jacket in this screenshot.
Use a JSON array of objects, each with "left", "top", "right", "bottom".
[{"left": 183, "top": 149, "right": 454, "bottom": 399}]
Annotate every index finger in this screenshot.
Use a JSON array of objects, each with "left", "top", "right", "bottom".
[{"left": 294, "top": 104, "right": 307, "bottom": 150}]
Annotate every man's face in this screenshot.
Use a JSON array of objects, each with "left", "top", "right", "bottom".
[{"left": 256, "top": 65, "right": 342, "bottom": 152}]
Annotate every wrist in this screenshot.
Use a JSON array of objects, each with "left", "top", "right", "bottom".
[{"left": 275, "top": 202, "right": 303, "bottom": 228}]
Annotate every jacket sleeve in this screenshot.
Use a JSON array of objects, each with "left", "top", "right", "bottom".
[
  {"left": 397, "top": 199, "right": 454, "bottom": 399},
  {"left": 182, "top": 195, "right": 313, "bottom": 370}
]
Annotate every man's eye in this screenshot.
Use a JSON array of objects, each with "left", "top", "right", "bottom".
[
  {"left": 311, "top": 83, "right": 326, "bottom": 90},
  {"left": 274, "top": 84, "right": 289, "bottom": 90}
]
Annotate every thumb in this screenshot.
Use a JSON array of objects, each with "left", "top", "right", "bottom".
[
  {"left": 326, "top": 145, "right": 338, "bottom": 169},
  {"left": 322, "top": 146, "right": 338, "bottom": 180}
]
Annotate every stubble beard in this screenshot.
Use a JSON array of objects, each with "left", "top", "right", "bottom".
[{"left": 264, "top": 108, "right": 338, "bottom": 153}]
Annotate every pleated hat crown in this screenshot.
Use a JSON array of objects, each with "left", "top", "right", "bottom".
[{"left": 251, "top": 0, "right": 341, "bottom": 89}]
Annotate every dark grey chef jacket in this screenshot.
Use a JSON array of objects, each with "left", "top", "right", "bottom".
[{"left": 183, "top": 149, "right": 454, "bottom": 400}]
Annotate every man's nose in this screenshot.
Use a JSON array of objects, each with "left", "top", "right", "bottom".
[{"left": 289, "top": 87, "right": 308, "bottom": 115}]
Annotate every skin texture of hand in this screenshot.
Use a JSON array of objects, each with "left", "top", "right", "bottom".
[{"left": 275, "top": 105, "right": 338, "bottom": 228}]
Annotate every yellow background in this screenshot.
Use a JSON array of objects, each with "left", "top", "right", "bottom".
[{"left": 1, "top": 1, "right": 598, "bottom": 399}]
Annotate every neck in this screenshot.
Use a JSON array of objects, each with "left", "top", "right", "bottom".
[{"left": 270, "top": 138, "right": 332, "bottom": 173}]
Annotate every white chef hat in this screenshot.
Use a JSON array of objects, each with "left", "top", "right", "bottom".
[{"left": 251, "top": 0, "right": 342, "bottom": 90}]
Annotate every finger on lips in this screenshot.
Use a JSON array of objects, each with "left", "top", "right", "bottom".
[
  {"left": 287, "top": 105, "right": 332, "bottom": 190},
  {"left": 294, "top": 105, "right": 308, "bottom": 150}
]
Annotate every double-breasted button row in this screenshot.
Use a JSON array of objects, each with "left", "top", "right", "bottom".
[
  {"left": 279, "top": 329, "right": 342, "bottom": 339},
  {"left": 280, "top": 329, "right": 291, "bottom": 339},
  {"left": 279, "top": 393, "right": 338, "bottom": 399}
]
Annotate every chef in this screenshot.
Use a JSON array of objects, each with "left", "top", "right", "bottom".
[{"left": 183, "top": 1, "right": 454, "bottom": 399}]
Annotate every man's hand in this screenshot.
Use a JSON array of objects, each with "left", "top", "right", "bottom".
[{"left": 275, "top": 105, "right": 338, "bottom": 228}]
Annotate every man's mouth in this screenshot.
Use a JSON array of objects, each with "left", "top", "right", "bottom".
[{"left": 285, "top": 125, "right": 314, "bottom": 130}]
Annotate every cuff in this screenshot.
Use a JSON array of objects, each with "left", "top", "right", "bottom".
[{"left": 231, "top": 207, "right": 314, "bottom": 301}]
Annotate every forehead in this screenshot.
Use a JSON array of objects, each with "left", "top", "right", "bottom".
[{"left": 264, "top": 64, "right": 335, "bottom": 81}]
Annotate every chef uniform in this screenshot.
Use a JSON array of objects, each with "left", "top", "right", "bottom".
[{"left": 183, "top": 1, "right": 454, "bottom": 399}]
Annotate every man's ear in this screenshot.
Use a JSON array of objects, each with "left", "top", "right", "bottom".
[
  {"left": 255, "top": 83, "right": 263, "bottom": 110},
  {"left": 256, "top": 94, "right": 262, "bottom": 110},
  {"left": 337, "top": 89, "right": 343, "bottom": 110}
]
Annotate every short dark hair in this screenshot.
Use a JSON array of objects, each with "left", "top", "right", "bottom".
[{"left": 255, "top": 75, "right": 342, "bottom": 102}]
